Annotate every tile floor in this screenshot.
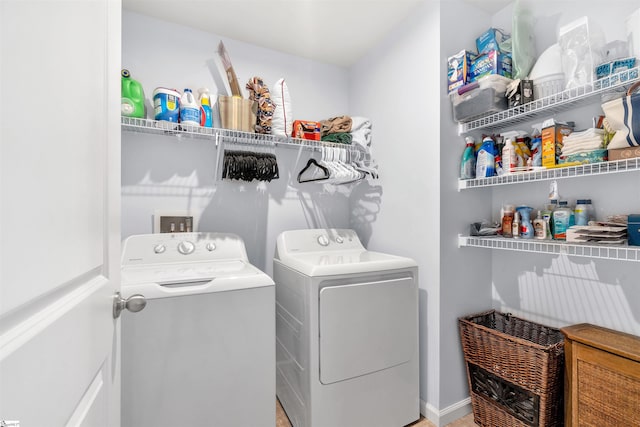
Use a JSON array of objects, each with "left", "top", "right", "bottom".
[{"left": 276, "top": 399, "right": 477, "bottom": 427}]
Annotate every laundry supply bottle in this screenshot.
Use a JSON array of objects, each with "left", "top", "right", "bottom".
[
  {"left": 198, "top": 88, "right": 213, "bottom": 128},
  {"left": 553, "top": 201, "right": 572, "bottom": 241},
  {"left": 475, "top": 137, "right": 496, "bottom": 178},
  {"left": 180, "top": 88, "right": 201, "bottom": 126},
  {"left": 121, "top": 69, "right": 145, "bottom": 118},
  {"left": 460, "top": 137, "right": 476, "bottom": 180},
  {"left": 517, "top": 206, "right": 534, "bottom": 239}
]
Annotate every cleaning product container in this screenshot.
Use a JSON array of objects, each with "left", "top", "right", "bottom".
[
  {"left": 121, "top": 69, "right": 145, "bottom": 118},
  {"left": 180, "top": 88, "right": 200, "bottom": 127},
  {"left": 153, "top": 87, "right": 181, "bottom": 124},
  {"left": 218, "top": 95, "right": 257, "bottom": 133},
  {"left": 198, "top": 88, "right": 213, "bottom": 128},
  {"left": 517, "top": 206, "right": 534, "bottom": 239}
]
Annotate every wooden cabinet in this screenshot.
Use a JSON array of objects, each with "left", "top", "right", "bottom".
[{"left": 561, "top": 324, "right": 640, "bottom": 426}]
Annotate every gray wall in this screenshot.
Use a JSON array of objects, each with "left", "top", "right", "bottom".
[{"left": 121, "top": 10, "right": 354, "bottom": 273}]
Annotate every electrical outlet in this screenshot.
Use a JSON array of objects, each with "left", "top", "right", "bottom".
[
  {"left": 159, "top": 216, "right": 193, "bottom": 233},
  {"left": 154, "top": 211, "right": 199, "bottom": 234}
]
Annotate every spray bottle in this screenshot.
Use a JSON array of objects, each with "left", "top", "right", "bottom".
[{"left": 460, "top": 137, "right": 476, "bottom": 180}]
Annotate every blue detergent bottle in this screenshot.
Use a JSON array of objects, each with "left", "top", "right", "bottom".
[
  {"left": 517, "top": 206, "right": 534, "bottom": 239},
  {"left": 475, "top": 137, "right": 496, "bottom": 178}
]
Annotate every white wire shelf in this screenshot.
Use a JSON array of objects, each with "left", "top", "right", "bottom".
[
  {"left": 457, "top": 67, "right": 640, "bottom": 135},
  {"left": 459, "top": 235, "right": 640, "bottom": 262},
  {"left": 458, "top": 157, "right": 640, "bottom": 190},
  {"left": 121, "top": 116, "right": 356, "bottom": 151}
]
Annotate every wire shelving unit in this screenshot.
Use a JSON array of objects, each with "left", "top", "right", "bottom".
[{"left": 458, "top": 235, "right": 640, "bottom": 262}]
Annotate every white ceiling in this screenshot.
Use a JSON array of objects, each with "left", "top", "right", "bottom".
[{"left": 122, "top": 0, "right": 512, "bottom": 67}]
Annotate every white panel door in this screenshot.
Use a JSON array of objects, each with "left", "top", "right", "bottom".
[{"left": 0, "top": 1, "right": 121, "bottom": 426}]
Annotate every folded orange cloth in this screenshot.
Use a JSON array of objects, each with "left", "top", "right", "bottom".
[{"left": 320, "top": 115, "right": 352, "bottom": 136}]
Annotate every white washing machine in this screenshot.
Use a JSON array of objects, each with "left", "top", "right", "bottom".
[
  {"left": 120, "top": 232, "right": 275, "bottom": 427},
  {"left": 274, "top": 229, "right": 419, "bottom": 427}
]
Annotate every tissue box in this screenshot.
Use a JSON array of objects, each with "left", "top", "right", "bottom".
[
  {"left": 292, "top": 120, "right": 321, "bottom": 140},
  {"left": 469, "top": 50, "right": 512, "bottom": 82},
  {"left": 628, "top": 215, "right": 640, "bottom": 246},
  {"left": 476, "top": 28, "right": 508, "bottom": 54},
  {"left": 559, "top": 149, "right": 607, "bottom": 165},
  {"left": 448, "top": 50, "right": 476, "bottom": 93}
]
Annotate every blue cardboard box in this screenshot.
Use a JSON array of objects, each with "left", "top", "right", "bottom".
[
  {"left": 470, "top": 50, "right": 512, "bottom": 82},
  {"left": 476, "top": 28, "right": 509, "bottom": 54},
  {"left": 629, "top": 214, "right": 640, "bottom": 246},
  {"left": 448, "top": 50, "right": 476, "bottom": 94}
]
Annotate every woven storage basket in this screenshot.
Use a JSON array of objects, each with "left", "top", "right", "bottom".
[{"left": 458, "top": 310, "right": 565, "bottom": 427}]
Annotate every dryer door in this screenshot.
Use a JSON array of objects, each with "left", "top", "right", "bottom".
[{"left": 318, "top": 276, "right": 416, "bottom": 385}]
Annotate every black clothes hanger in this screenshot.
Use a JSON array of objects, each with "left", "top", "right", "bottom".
[
  {"left": 297, "top": 158, "right": 330, "bottom": 183},
  {"left": 223, "top": 150, "right": 279, "bottom": 182}
]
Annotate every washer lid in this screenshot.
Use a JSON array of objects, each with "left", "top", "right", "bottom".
[
  {"left": 274, "top": 229, "right": 417, "bottom": 276},
  {"left": 121, "top": 233, "right": 273, "bottom": 298}
]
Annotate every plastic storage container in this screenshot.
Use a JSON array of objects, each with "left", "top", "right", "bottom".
[{"left": 451, "top": 75, "right": 511, "bottom": 122}]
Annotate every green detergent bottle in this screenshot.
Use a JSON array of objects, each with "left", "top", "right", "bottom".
[{"left": 121, "top": 69, "right": 145, "bottom": 118}]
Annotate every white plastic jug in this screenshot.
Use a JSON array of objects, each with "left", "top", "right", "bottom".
[{"left": 180, "top": 88, "right": 200, "bottom": 127}]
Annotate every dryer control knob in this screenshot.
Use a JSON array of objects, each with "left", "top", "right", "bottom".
[
  {"left": 206, "top": 242, "right": 216, "bottom": 251},
  {"left": 177, "top": 240, "right": 196, "bottom": 255},
  {"left": 335, "top": 236, "right": 344, "bottom": 244},
  {"left": 154, "top": 244, "right": 166, "bottom": 254},
  {"left": 317, "top": 235, "right": 329, "bottom": 246}
]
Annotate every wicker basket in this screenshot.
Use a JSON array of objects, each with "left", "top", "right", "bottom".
[{"left": 458, "top": 310, "right": 565, "bottom": 427}]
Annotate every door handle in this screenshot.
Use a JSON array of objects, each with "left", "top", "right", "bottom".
[{"left": 113, "top": 291, "right": 147, "bottom": 319}]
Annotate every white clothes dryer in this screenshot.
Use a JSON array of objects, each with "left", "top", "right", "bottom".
[
  {"left": 121, "top": 232, "right": 274, "bottom": 427},
  {"left": 274, "top": 229, "right": 419, "bottom": 427}
]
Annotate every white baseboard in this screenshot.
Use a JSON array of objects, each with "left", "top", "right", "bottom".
[{"left": 421, "top": 397, "right": 472, "bottom": 427}]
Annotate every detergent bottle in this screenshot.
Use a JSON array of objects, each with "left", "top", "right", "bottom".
[
  {"left": 180, "top": 88, "right": 201, "bottom": 127},
  {"left": 460, "top": 137, "right": 476, "bottom": 180},
  {"left": 475, "top": 137, "right": 496, "bottom": 178},
  {"left": 198, "top": 88, "right": 213, "bottom": 128},
  {"left": 517, "top": 206, "right": 534, "bottom": 239},
  {"left": 121, "top": 69, "right": 145, "bottom": 118}
]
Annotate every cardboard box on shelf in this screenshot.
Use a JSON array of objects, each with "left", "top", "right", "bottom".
[
  {"left": 447, "top": 50, "right": 476, "bottom": 94},
  {"left": 476, "top": 28, "right": 509, "bottom": 55},
  {"left": 469, "top": 50, "right": 512, "bottom": 82},
  {"left": 608, "top": 146, "right": 640, "bottom": 161},
  {"left": 542, "top": 122, "right": 573, "bottom": 168}
]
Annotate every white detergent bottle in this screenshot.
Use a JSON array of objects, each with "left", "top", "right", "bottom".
[{"left": 180, "top": 88, "right": 201, "bottom": 127}]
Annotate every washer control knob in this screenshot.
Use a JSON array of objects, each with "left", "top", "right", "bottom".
[
  {"left": 154, "top": 244, "right": 166, "bottom": 254},
  {"left": 317, "top": 235, "right": 329, "bottom": 246},
  {"left": 177, "top": 240, "right": 196, "bottom": 255},
  {"left": 335, "top": 236, "right": 344, "bottom": 244},
  {"left": 206, "top": 242, "right": 216, "bottom": 251}
]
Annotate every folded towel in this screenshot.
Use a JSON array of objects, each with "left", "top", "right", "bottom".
[
  {"left": 350, "top": 116, "right": 372, "bottom": 148},
  {"left": 321, "top": 132, "right": 352, "bottom": 145},
  {"left": 320, "top": 115, "right": 352, "bottom": 136}
]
